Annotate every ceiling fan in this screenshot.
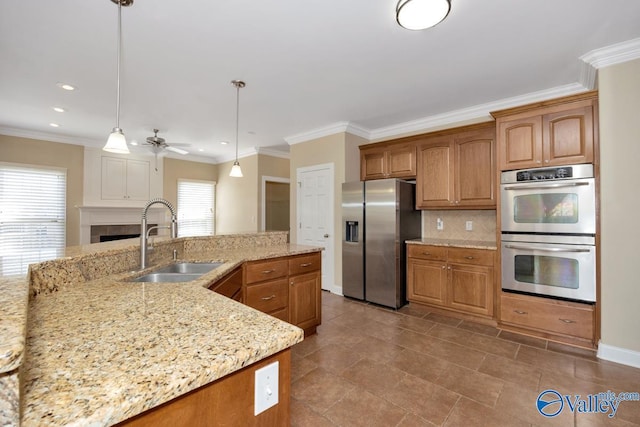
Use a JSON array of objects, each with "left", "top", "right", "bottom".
[{"left": 144, "top": 129, "right": 189, "bottom": 171}]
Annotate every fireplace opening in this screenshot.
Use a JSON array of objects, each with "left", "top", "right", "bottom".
[{"left": 91, "top": 224, "right": 157, "bottom": 244}]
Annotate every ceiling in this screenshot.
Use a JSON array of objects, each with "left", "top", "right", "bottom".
[{"left": 1, "top": 1, "right": 640, "bottom": 163}]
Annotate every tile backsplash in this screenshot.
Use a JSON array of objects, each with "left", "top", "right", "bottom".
[{"left": 422, "top": 210, "right": 496, "bottom": 241}]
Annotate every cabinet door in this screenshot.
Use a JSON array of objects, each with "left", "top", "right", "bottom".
[
  {"left": 407, "top": 258, "right": 447, "bottom": 306},
  {"left": 289, "top": 271, "right": 321, "bottom": 331},
  {"left": 448, "top": 262, "right": 493, "bottom": 317},
  {"left": 245, "top": 278, "right": 289, "bottom": 318},
  {"left": 360, "top": 149, "right": 387, "bottom": 180},
  {"left": 498, "top": 116, "right": 543, "bottom": 170},
  {"left": 416, "top": 139, "right": 454, "bottom": 208},
  {"left": 101, "top": 156, "right": 127, "bottom": 200},
  {"left": 543, "top": 105, "right": 594, "bottom": 166},
  {"left": 125, "top": 159, "right": 150, "bottom": 201},
  {"left": 387, "top": 145, "right": 416, "bottom": 178},
  {"left": 454, "top": 131, "right": 495, "bottom": 207}
]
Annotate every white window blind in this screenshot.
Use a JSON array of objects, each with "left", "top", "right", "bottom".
[
  {"left": 0, "top": 163, "right": 66, "bottom": 276},
  {"left": 177, "top": 179, "right": 215, "bottom": 237}
]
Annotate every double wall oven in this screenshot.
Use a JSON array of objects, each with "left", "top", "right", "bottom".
[{"left": 500, "top": 164, "right": 596, "bottom": 302}]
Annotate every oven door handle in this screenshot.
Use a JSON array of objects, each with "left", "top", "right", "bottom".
[
  {"left": 502, "top": 182, "right": 590, "bottom": 191},
  {"left": 504, "top": 244, "right": 591, "bottom": 253}
]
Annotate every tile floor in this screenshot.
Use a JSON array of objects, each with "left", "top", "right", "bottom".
[{"left": 290, "top": 291, "right": 640, "bottom": 426}]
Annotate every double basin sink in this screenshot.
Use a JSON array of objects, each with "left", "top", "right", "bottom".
[{"left": 129, "top": 262, "right": 224, "bottom": 283}]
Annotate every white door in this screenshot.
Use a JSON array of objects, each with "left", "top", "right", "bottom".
[{"left": 296, "top": 163, "right": 334, "bottom": 291}]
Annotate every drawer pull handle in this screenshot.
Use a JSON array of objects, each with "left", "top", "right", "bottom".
[
  {"left": 422, "top": 252, "right": 430, "bottom": 256},
  {"left": 514, "top": 310, "right": 528, "bottom": 315},
  {"left": 559, "top": 318, "right": 576, "bottom": 324},
  {"left": 300, "top": 262, "right": 312, "bottom": 267},
  {"left": 465, "top": 256, "right": 474, "bottom": 260},
  {"left": 261, "top": 294, "right": 276, "bottom": 301},
  {"left": 261, "top": 269, "right": 275, "bottom": 274}
]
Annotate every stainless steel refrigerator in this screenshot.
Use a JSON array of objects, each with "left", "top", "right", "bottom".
[{"left": 342, "top": 179, "right": 421, "bottom": 309}]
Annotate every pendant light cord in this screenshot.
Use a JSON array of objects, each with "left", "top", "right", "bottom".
[
  {"left": 115, "top": 1, "right": 122, "bottom": 129},
  {"left": 234, "top": 83, "right": 240, "bottom": 162}
]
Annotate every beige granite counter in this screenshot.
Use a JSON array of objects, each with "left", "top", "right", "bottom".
[
  {"left": 406, "top": 238, "right": 497, "bottom": 250},
  {"left": 1, "top": 232, "right": 319, "bottom": 426}
]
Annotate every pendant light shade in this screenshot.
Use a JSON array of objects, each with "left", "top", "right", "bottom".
[
  {"left": 103, "top": 0, "right": 132, "bottom": 154},
  {"left": 396, "top": 0, "right": 451, "bottom": 30},
  {"left": 229, "top": 80, "right": 245, "bottom": 178}
]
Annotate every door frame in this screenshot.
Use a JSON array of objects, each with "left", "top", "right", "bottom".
[
  {"left": 261, "top": 175, "right": 290, "bottom": 232},
  {"left": 296, "top": 163, "right": 336, "bottom": 293}
]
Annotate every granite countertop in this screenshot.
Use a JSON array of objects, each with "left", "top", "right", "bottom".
[
  {"left": 0, "top": 276, "right": 29, "bottom": 374},
  {"left": 18, "top": 242, "right": 319, "bottom": 426},
  {"left": 406, "top": 238, "right": 497, "bottom": 250}
]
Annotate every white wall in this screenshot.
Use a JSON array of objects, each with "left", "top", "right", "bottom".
[{"left": 598, "top": 58, "right": 640, "bottom": 364}]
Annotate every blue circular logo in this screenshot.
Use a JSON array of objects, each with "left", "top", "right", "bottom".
[{"left": 537, "top": 389, "right": 564, "bottom": 417}]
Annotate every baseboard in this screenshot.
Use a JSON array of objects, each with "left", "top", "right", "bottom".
[
  {"left": 329, "top": 284, "right": 343, "bottom": 296},
  {"left": 597, "top": 341, "right": 640, "bottom": 369}
]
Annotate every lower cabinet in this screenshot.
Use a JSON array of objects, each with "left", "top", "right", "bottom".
[
  {"left": 211, "top": 252, "right": 322, "bottom": 336},
  {"left": 407, "top": 244, "right": 495, "bottom": 318},
  {"left": 500, "top": 292, "right": 595, "bottom": 347}
]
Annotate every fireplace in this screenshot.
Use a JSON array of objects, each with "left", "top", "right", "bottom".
[{"left": 79, "top": 206, "right": 167, "bottom": 245}]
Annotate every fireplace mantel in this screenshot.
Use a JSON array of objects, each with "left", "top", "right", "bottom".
[{"left": 78, "top": 206, "right": 168, "bottom": 245}]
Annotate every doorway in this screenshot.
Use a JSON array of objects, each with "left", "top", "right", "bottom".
[{"left": 262, "top": 176, "right": 290, "bottom": 232}]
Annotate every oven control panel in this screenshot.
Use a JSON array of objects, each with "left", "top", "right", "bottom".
[{"left": 501, "top": 164, "right": 594, "bottom": 184}]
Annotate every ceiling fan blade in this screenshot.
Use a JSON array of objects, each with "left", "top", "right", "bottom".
[{"left": 166, "top": 146, "right": 189, "bottom": 155}]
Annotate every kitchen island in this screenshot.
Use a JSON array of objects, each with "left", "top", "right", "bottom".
[{"left": 2, "top": 232, "right": 320, "bottom": 426}]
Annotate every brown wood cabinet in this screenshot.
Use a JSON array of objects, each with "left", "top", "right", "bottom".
[
  {"left": 208, "top": 266, "right": 243, "bottom": 302},
  {"left": 407, "top": 244, "right": 494, "bottom": 318},
  {"left": 500, "top": 292, "right": 595, "bottom": 348},
  {"left": 416, "top": 124, "right": 496, "bottom": 209},
  {"left": 117, "top": 350, "right": 292, "bottom": 427},
  {"left": 360, "top": 143, "right": 416, "bottom": 180},
  {"left": 492, "top": 91, "right": 597, "bottom": 171},
  {"left": 240, "top": 252, "right": 322, "bottom": 336}
]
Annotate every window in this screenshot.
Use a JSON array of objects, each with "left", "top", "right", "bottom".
[
  {"left": 0, "top": 163, "right": 66, "bottom": 276},
  {"left": 177, "top": 179, "right": 215, "bottom": 237}
]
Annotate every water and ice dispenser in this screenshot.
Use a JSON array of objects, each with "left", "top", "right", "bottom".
[{"left": 345, "top": 220, "right": 359, "bottom": 242}]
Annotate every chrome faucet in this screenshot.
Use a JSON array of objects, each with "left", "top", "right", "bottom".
[{"left": 140, "top": 198, "right": 177, "bottom": 269}]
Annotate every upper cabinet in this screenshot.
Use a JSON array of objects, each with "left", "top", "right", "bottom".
[
  {"left": 416, "top": 123, "right": 496, "bottom": 209},
  {"left": 492, "top": 91, "right": 597, "bottom": 171},
  {"left": 83, "top": 147, "right": 163, "bottom": 207},
  {"left": 360, "top": 143, "right": 416, "bottom": 180}
]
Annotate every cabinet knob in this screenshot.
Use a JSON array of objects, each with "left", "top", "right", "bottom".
[
  {"left": 559, "top": 318, "right": 576, "bottom": 324},
  {"left": 536, "top": 160, "right": 542, "bottom": 164},
  {"left": 544, "top": 160, "right": 550, "bottom": 164},
  {"left": 290, "top": 281, "right": 294, "bottom": 286},
  {"left": 441, "top": 265, "right": 446, "bottom": 269}
]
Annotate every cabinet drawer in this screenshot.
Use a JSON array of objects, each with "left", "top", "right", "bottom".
[
  {"left": 447, "top": 248, "right": 494, "bottom": 267},
  {"left": 245, "top": 259, "right": 288, "bottom": 284},
  {"left": 501, "top": 294, "right": 594, "bottom": 340},
  {"left": 289, "top": 253, "right": 321, "bottom": 275},
  {"left": 245, "top": 278, "right": 288, "bottom": 314},
  {"left": 407, "top": 244, "right": 447, "bottom": 261}
]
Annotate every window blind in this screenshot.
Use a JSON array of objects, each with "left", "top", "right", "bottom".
[
  {"left": 0, "top": 163, "right": 66, "bottom": 276},
  {"left": 177, "top": 179, "right": 215, "bottom": 237}
]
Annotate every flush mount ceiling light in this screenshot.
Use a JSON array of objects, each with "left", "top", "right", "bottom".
[
  {"left": 52, "top": 106, "right": 66, "bottom": 113},
  {"left": 56, "top": 82, "right": 76, "bottom": 91},
  {"left": 396, "top": 0, "right": 451, "bottom": 30},
  {"left": 103, "top": 0, "right": 133, "bottom": 154},
  {"left": 229, "top": 80, "right": 245, "bottom": 178}
]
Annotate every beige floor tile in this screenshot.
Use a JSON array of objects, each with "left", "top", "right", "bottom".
[
  {"left": 478, "top": 353, "right": 542, "bottom": 389},
  {"left": 291, "top": 356, "right": 318, "bottom": 382},
  {"left": 291, "top": 368, "right": 355, "bottom": 414},
  {"left": 494, "top": 381, "right": 574, "bottom": 426},
  {"left": 435, "top": 363, "right": 505, "bottom": 407},
  {"left": 397, "top": 303, "right": 431, "bottom": 318},
  {"left": 457, "top": 320, "right": 500, "bottom": 337},
  {"left": 444, "top": 397, "right": 531, "bottom": 427},
  {"left": 305, "top": 343, "right": 363, "bottom": 374},
  {"left": 340, "top": 358, "right": 406, "bottom": 395},
  {"left": 290, "top": 397, "right": 335, "bottom": 427},
  {"left": 323, "top": 387, "right": 407, "bottom": 427},
  {"left": 498, "top": 330, "right": 547, "bottom": 349},
  {"left": 421, "top": 336, "right": 488, "bottom": 370},
  {"left": 345, "top": 335, "right": 406, "bottom": 364},
  {"left": 465, "top": 333, "right": 520, "bottom": 359},
  {"left": 382, "top": 373, "right": 461, "bottom": 425},
  {"left": 389, "top": 348, "right": 451, "bottom": 383},
  {"left": 547, "top": 341, "right": 598, "bottom": 361},
  {"left": 427, "top": 323, "right": 475, "bottom": 344},
  {"left": 397, "top": 413, "right": 438, "bottom": 426},
  {"left": 395, "top": 315, "right": 437, "bottom": 334},
  {"left": 516, "top": 344, "right": 576, "bottom": 376},
  {"left": 424, "top": 312, "right": 463, "bottom": 327},
  {"left": 292, "top": 334, "right": 327, "bottom": 358},
  {"left": 575, "top": 358, "right": 640, "bottom": 390}
]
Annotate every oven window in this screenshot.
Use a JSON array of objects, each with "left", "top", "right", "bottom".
[
  {"left": 514, "top": 255, "right": 579, "bottom": 289},
  {"left": 513, "top": 193, "right": 578, "bottom": 224}
]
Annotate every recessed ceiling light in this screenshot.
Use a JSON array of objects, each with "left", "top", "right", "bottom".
[
  {"left": 52, "top": 106, "right": 66, "bottom": 113},
  {"left": 129, "top": 141, "right": 138, "bottom": 146},
  {"left": 49, "top": 123, "right": 60, "bottom": 128},
  {"left": 56, "top": 82, "right": 76, "bottom": 91},
  {"left": 198, "top": 148, "right": 204, "bottom": 152},
  {"left": 220, "top": 141, "right": 228, "bottom": 145}
]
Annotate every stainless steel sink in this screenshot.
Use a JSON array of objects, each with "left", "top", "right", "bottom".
[{"left": 128, "top": 262, "right": 224, "bottom": 283}]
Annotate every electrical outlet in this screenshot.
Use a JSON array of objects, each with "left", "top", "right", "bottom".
[
  {"left": 254, "top": 361, "right": 279, "bottom": 415},
  {"left": 466, "top": 221, "right": 473, "bottom": 231},
  {"left": 436, "top": 218, "right": 444, "bottom": 230}
]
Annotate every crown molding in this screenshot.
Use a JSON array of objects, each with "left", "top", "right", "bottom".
[
  {"left": 369, "top": 83, "right": 587, "bottom": 141},
  {"left": 579, "top": 37, "right": 640, "bottom": 88},
  {"left": 255, "top": 147, "right": 290, "bottom": 159},
  {"left": 285, "top": 121, "right": 371, "bottom": 145},
  {"left": 0, "top": 126, "right": 102, "bottom": 147}
]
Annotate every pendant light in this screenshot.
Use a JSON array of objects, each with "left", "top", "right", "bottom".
[
  {"left": 229, "top": 80, "right": 245, "bottom": 178},
  {"left": 103, "top": 0, "right": 132, "bottom": 154},
  {"left": 396, "top": 0, "right": 451, "bottom": 31}
]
